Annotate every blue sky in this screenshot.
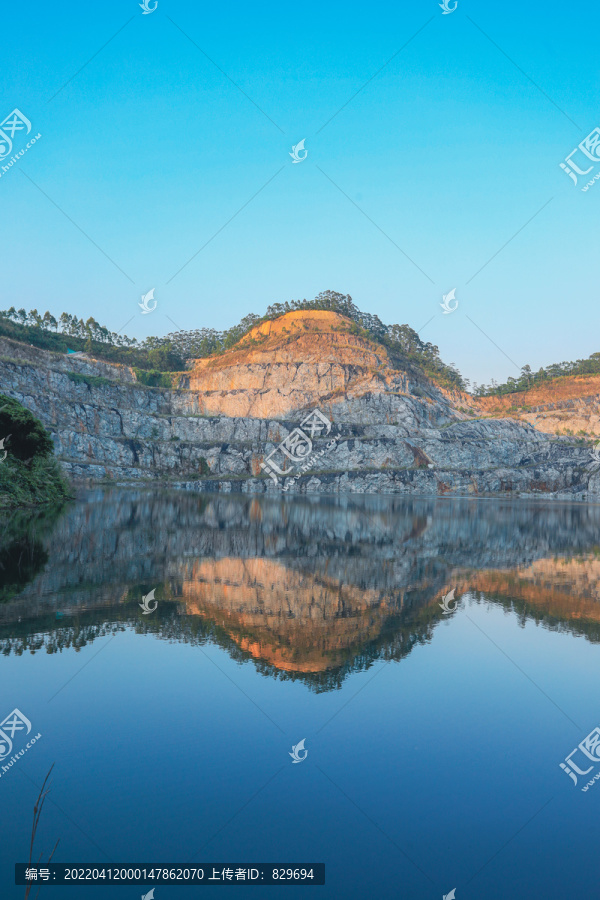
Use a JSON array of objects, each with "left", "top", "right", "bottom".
[{"left": 1, "top": 0, "right": 599, "bottom": 386}]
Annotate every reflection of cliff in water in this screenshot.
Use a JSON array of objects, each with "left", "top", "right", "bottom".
[
  {"left": 456, "top": 556, "right": 600, "bottom": 645},
  {"left": 2, "top": 490, "right": 600, "bottom": 690}
]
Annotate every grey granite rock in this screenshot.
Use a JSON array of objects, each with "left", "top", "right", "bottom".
[{"left": 1, "top": 336, "right": 597, "bottom": 498}]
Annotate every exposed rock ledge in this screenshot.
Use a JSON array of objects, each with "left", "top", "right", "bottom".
[{"left": 1, "top": 309, "right": 598, "bottom": 499}]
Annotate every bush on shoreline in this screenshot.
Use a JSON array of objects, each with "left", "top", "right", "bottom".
[{"left": 0, "top": 395, "right": 71, "bottom": 509}]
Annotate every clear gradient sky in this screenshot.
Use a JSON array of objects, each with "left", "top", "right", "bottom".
[{"left": 2, "top": 0, "right": 599, "bottom": 386}]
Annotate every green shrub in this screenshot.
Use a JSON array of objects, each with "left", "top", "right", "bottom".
[
  {"left": 0, "top": 394, "right": 54, "bottom": 460},
  {"left": 0, "top": 394, "right": 71, "bottom": 508},
  {"left": 132, "top": 368, "right": 174, "bottom": 388},
  {"left": 67, "top": 372, "right": 112, "bottom": 388}
]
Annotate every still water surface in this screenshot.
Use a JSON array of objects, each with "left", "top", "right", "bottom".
[{"left": 1, "top": 490, "right": 600, "bottom": 898}]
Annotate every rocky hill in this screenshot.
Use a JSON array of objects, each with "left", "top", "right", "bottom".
[
  {"left": 476, "top": 375, "right": 600, "bottom": 438},
  {"left": 1, "top": 310, "right": 599, "bottom": 498},
  {"left": 187, "top": 309, "right": 436, "bottom": 419}
]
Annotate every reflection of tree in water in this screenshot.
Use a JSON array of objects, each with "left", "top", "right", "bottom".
[
  {"left": 468, "top": 591, "right": 600, "bottom": 646},
  {"left": 0, "top": 594, "right": 440, "bottom": 691},
  {"left": 0, "top": 505, "right": 65, "bottom": 604},
  {"left": 3, "top": 575, "right": 600, "bottom": 690},
  {"left": 0, "top": 538, "right": 48, "bottom": 605}
]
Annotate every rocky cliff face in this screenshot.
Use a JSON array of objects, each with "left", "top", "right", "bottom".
[
  {"left": 477, "top": 375, "right": 600, "bottom": 438},
  {"left": 1, "top": 311, "right": 599, "bottom": 498},
  {"left": 187, "top": 310, "right": 424, "bottom": 419}
]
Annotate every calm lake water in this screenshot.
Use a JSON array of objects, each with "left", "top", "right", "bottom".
[{"left": 2, "top": 490, "right": 600, "bottom": 898}]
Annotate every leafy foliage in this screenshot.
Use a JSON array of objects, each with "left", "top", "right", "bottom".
[
  {"left": 0, "top": 308, "right": 185, "bottom": 372},
  {"left": 66, "top": 372, "right": 112, "bottom": 388},
  {"left": 0, "top": 394, "right": 54, "bottom": 460},
  {"left": 131, "top": 368, "right": 176, "bottom": 388},
  {"left": 0, "top": 292, "right": 466, "bottom": 389},
  {"left": 155, "top": 291, "right": 467, "bottom": 390},
  {"left": 474, "top": 355, "right": 600, "bottom": 397},
  {"left": 0, "top": 394, "right": 70, "bottom": 509}
]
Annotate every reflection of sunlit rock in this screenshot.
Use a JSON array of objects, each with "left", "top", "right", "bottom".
[
  {"left": 457, "top": 557, "right": 600, "bottom": 630},
  {"left": 182, "top": 558, "right": 391, "bottom": 672},
  {"left": 4, "top": 491, "right": 600, "bottom": 683}
]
